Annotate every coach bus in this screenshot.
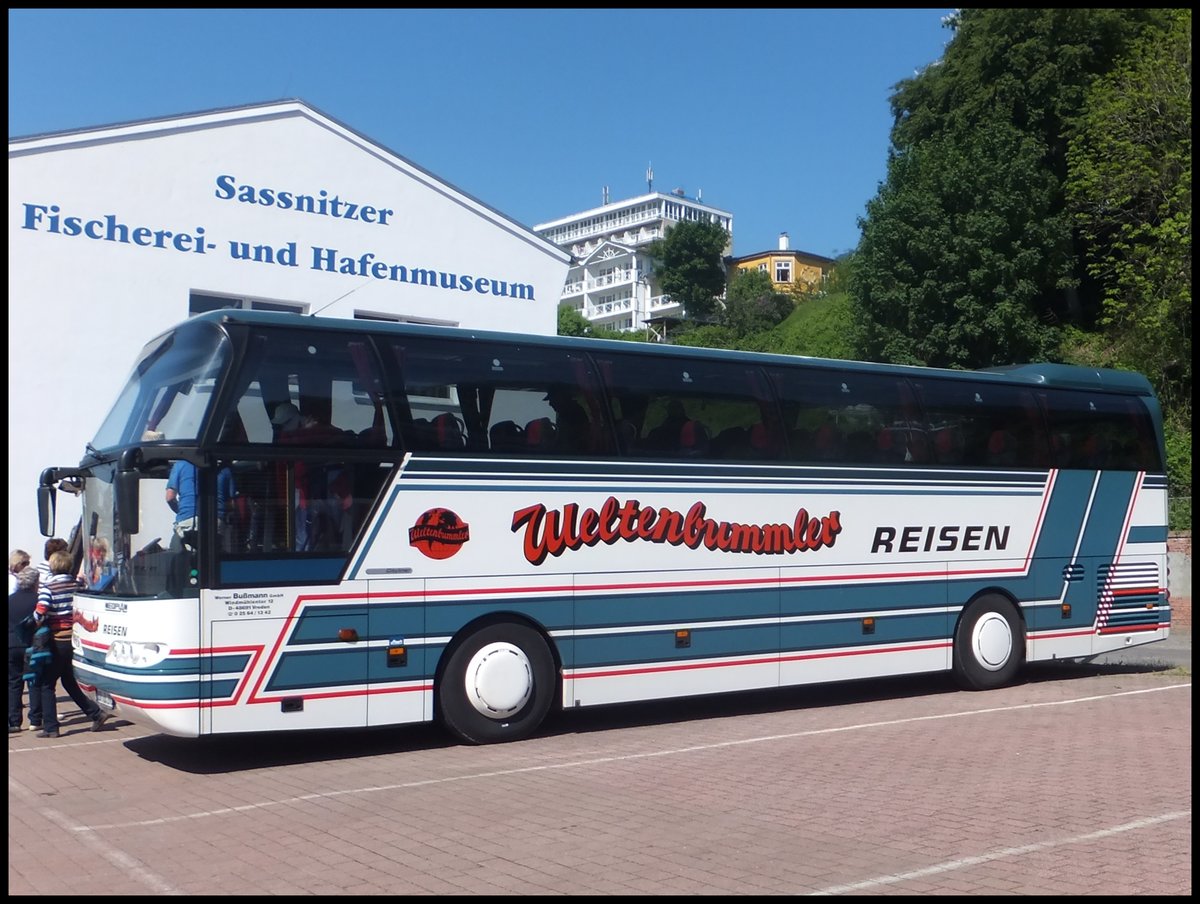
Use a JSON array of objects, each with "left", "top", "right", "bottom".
[{"left": 37, "top": 309, "right": 1171, "bottom": 744}]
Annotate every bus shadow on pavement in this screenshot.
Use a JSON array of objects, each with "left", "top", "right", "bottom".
[
  {"left": 116, "top": 674, "right": 959, "bottom": 774},
  {"left": 120, "top": 721, "right": 456, "bottom": 774},
  {"left": 1025, "top": 658, "right": 1190, "bottom": 681},
  {"left": 541, "top": 671, "right": 962, "bottom": 740},
  {"left": 114, "top": 659, "right": 1186, "bottom": 775},
  {"left": 543, "top": 659, "right": 1188, "bottom": 741}
]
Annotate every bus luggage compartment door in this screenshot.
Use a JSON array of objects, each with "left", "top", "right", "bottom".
[
  {"left": 366, "top": 576, "right": 428, "bottom": 727},
  {"left": 207, "top": 582, "right": 370, "bottom": 734}
]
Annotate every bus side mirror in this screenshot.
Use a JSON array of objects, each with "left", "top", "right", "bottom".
[
  {"left": 37, "top": 485, "right": 56, "bottom": 537},
  {"left": 117, "top": 470, "right": 141, "bottom": 534}
]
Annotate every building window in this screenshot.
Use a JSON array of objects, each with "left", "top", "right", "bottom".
[
  {"left": 775, "top": 260, "right": 792, "bottom": 283},
  {"left": 354, "top": 310, "right": 458, "bottom": 327},
  {"left": 757, "top": 262, "right": 768, "bottom": 272},
  {"left": 189, "top": 293, "right": 306, "bottom": 316}
]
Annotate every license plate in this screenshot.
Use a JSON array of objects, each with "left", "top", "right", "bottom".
[{"left": 95, "top": 689, "right": 114, "bottom": 710}]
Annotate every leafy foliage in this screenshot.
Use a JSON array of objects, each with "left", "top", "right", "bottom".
[
  {"left": 645, "top": 220, "right": 730, "bottom": 323},
  {"left": 557, "top": 304, "right": 631, "bottom": 341},
  {"left": 670, "top": 288, "right": 857, "bottom": 360},
  {"left": 855, "top": 8, "right": 1180, "bottom": 359},
  {"left": 720, "top": 269, "right": 794, "bottom": 336},
  {"left": 851, "top": 7, "right": 1189, "bottom": 519},
  {"left": 556, "top": 304, "right": 591, "bottom": 337},
  {"left": 852, "top": 118, "right": 1066, "bottom": 366},
  {"left": 1065, "top": 8, "right": 1191, "bottom": 417},
  {"left": 766, "top": 290, "right": 856, "bottom": 360}
]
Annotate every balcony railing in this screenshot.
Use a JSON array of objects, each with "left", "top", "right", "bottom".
[
  {"left": 543, "top": 206, "right": 662, "bottom": 245},
  {"left": 586, "top": 297, "right": 633, "bottom": 318},
  {"left": 586, "top": 270, "right": 634, "bottom": 289}
]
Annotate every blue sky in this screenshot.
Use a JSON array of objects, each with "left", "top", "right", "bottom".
[{"left": 8, "top": 9, "right": 954, "bottom": 259}]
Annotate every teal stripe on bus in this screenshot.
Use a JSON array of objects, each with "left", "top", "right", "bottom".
[{"left": 1127, "top": 525, "right": 1168, "bottom": 543}]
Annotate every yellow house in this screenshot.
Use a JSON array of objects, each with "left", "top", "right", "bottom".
[{"left": 727, "top": 233, "right": 835, "bottom": 296}]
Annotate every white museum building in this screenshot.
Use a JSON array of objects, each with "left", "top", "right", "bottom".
[{"left": 7, "top": 99, "right": 570, "bottom": 553}]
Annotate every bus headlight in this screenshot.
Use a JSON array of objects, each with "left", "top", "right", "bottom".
[{"left": 106, "top": 641, "right": 169, "bottom": 668}]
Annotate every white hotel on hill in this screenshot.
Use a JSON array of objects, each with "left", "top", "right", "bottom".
[{"left": 534, "top": 185, "right": 733, "bottom": 336}]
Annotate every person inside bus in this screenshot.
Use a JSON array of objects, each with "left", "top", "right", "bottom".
[
  {"left": 165, "top": 459, "right": 199, "bottom": 551},
  {"left": 271, "top": 401, "right": 349, "bottom": 442},
  {"left": 216, "top": 463, "right": 239, "bottom": 553},
  {"left": 271, "top": 403, "right": 345, "bottom": 550},
  {"left": 645, "top": 399, "right": 690, "bottom": 453},
  {"left": 544, "top": 386, "right": 591, "bottom": 452}
]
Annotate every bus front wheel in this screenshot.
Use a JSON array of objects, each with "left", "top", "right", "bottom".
[
  {"left": 952, "top": 595, "right": 1024, "bottom": 691},
  {"left": 438, "top": 622, "right": 556, "bottom": 745}
]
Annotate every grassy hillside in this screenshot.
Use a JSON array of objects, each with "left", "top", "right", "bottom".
[{"left": 762, "top": 291, "right": 857, "bottom": 360}]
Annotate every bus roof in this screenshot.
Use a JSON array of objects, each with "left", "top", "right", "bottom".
[{"left": 184, "top": 309, "right": 1156, "bottom": 397}]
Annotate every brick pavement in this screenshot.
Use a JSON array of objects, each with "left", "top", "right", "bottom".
[{"left": 9, "top": 650, "right": 1190, "bottom": 896}]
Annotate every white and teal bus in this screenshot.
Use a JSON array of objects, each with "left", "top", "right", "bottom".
[{"left": 39, "top": 310, "right": 1171, "bottom": 744}]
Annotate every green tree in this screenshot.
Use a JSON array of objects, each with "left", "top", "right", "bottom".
[
  {"left": 853, "top": 118, "right": 1066, "bottom": 366},
  {"left": 1064, "top": 8, "right": 1191, "bottom": 527},
  {"left": 1065, "top": 8, "right": 1191, "bottom": 417},
  {"left": 645, "top": 220, "right": 729, "bottom": 324},
  {"left": 557, "top": 303, "right": 646, "bottom": 342},
  {"left": 721, "top": 269, "right": 794, "bottom": 337},
  {"left": 556, "top": 304, "right": 591, "bottom": 337},
  {"left": 854, "top": 8, "right": 1178, "bottom": 364}
]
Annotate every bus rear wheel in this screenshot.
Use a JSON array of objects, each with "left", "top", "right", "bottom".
[
  {"left": 952, "top": 595, "right": 1024, "bottom": 690},
  {"left": 438, "top": 622, "right": 556, "bottom": 745}
]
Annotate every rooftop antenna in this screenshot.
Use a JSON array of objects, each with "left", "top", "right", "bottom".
[
  {"left": 646, "top": 162, "right": 653, "bottom": 194},
  {"left": 602, "top": 185, "right": 609, "bottom": 205},
  {"left": 310, "top": 278, "right": 370, "bottom": 317}
]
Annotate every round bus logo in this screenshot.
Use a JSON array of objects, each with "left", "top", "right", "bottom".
[{"left": 408, "top": 508, "right": 471, "bottom": 559}]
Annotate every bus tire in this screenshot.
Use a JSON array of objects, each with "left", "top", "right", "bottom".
[
  {"left": 438, "top": 622, "right": 556, "bottom": 745},
  {"left": 952, "top": 595, "right": 1024, "bottom": 691}
]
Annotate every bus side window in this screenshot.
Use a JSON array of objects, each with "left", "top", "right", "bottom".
[
  {"left": 932, "top": 425, "right": 965, "bottom": 464},
  {"left": 986, "top": 429, "right": 1019, "bottom": 466},
  {"left": 812, "top": 423, "right": 842, "bottom": 461},
  {"left": 748, "top": 422, "right": 777, "bottom": 459},
  {"left": 615, "top": 419, "right": 640, "bottom": 455},
  {"left": 875, "top": 427, "right": 907, "bottom": 464},
  {"left": 1073, "top": 434, "right": 1107, "bottom": 469},
  {"left": 678, "top": 420, "right": 711, "bottom": 458},
  {"left": 525, "top": 417, "right": 557, "bottom": 453},
  {"left": 844, "top": 429, "right": 876, "bottom": 464},
  {"left": 644, "top": 399, "right": 690, "bottom": 452},
  {"left": 432, "top": 413, "right": 466, "bottom": 450},
  {"left": 489, "top": 420, "right": 525, "bottom": 452},
  {"left": 1036, "top": 388, "right": 1163, "bottom": 472},
  {"left": 712, "top": 425, "right": 749, "bottom": 458}
]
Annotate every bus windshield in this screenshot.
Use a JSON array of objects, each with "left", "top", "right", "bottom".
[
  {"left": 77, "top": 460, "right": 189, "bottom": 598},
  {"left": 91, "top": 318, "right": 230, "bottom": 451}
]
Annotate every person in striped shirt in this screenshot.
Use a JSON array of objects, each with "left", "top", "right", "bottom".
[
  {"left": 32, "top": 550, "right": 111, "bottom": 738},
  {"left": 36, "top": 537, "right": 68, "bottom": 587}
]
